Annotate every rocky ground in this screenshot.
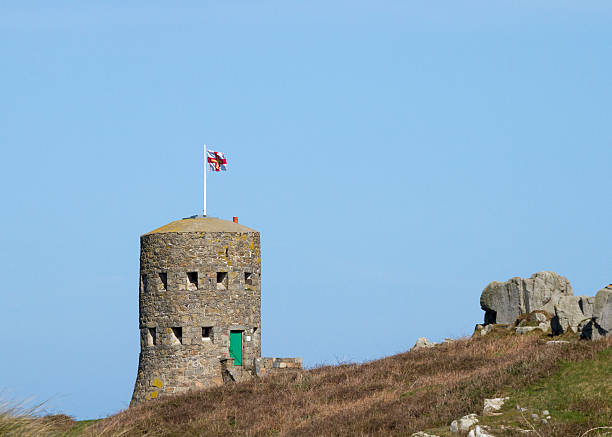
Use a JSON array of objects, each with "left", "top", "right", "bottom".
[{"left": 411, "top": 340, "right": 612, "bottom": 437}]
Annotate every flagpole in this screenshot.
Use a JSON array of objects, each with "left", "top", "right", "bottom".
[{"left": 203, "top": 144, "right": 207, "bottom": 216}]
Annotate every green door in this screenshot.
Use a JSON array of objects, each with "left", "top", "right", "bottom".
[{"left": 229, "top": 331, "right": 243, "bottom": 366}]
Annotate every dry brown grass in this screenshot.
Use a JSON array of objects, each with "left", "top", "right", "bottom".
[
  {"left": 0, "top": 402, "right": 77, "bottom": 437},
  {"left": 88, "top": 335, "right": 612, "bottom": 437}
]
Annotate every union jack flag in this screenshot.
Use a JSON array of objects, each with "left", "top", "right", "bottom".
[{"left": 207, "top": 150, "right": 228, "bottom": 172}]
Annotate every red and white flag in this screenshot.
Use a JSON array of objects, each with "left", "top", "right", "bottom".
[{"left": 207, "top": 150, "right": 228, "bottom": 172}]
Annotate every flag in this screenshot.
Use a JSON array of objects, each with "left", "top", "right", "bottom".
[{"left": 207, "top": 150, "right": 228, "bottom": 172}]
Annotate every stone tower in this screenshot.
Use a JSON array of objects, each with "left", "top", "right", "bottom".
[{"left": 131, "top": 216, "right": 261, "bottom": 404}]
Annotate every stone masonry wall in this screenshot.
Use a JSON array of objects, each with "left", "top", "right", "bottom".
[
  {"left": 254, "top": 358, "right": 303, "bottom": 378},
  {"left": 131, "top": 227, "right": 261, "bottom": 404}
]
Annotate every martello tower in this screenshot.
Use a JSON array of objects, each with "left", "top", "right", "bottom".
[{"left": 131, "top": 216, "right": 261, "bottom": 404}]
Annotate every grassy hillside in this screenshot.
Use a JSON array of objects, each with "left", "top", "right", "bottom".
[{"left": 4, "top": 333, "right": 611, "bottom": 436}]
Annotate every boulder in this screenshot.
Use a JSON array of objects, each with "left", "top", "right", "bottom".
[
  {"left": 483, "top": 397, "right": 508, "bottom": 416},
  {"left": 480, "top": 273, "right": 611, "bottom": 339},
  {"left": 580, "top": 320, "right": 605, "bottom": 340},
  {"left": 552, "top": 296, "right": 584, "bottom": 334},
  {"left": 480, "top": 278, "right": 523, "bottom": 324},
  {"left": 578, "top": 296, "right": 595, "bottom": 319},
  {"left": 593, "top": 287, "right": 612, "bottom": 333},
  {"left": 467, "top": 425, "right": 495, "bottom": 437},
  {"left": 516, "top": 311, "right": 550, "bottom": 326},
  {"left": 480, "top": 272, "right": 572, "bottom": 325},
  {"left": 477, "top": 324, "right": 495, "bottom": 336},
  {"left": 450, "top": 414, "right": 478, "bottom": 433},
  {"left": 516, "top": 311, "right": 551, "bottom": 333},
  {"left": 411, "top": 432, "right": 440, "bottom": 437},
  {"left": 521, "top": 271, "right": 573, "bottom": 312},
  {"left": 532, "top": 312, "right": 549, "bottom": 323},
  {"left": 583, "top": 287, "right": 612, "bottom": 340},
  {"left": 412, "top": 337, "right": 435, "bottom": 350}
]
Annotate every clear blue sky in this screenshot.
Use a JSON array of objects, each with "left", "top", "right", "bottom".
[{"left": 1, "top": 1, "right": 611, "bottom": 420}]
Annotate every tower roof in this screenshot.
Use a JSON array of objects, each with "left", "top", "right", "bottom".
[{"left": 143, "top": 217, "right": 258, "bottom": 236}]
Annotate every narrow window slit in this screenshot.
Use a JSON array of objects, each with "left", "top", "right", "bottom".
[
  {"left": 146, "top": 327, "right": 156, "bottom": 346},
  {"left": 202, "top": 327, "right": 212, "bottom": 342},
  {"left": 187, "top": 272, "right": 198, "bottom": 290},
  {"left": 244, "top": 272, "right": 253, "bottom": 287},
  {"left": 171, "top": 327, "right": 182, "bottom": 345},
  {"left": 140, "top": 274, "right": 148, "bottom": 293},
  {"left": 159, "top": 272, "right": 167, "bottom": 290},
  {"left": 217, "top": 272, "right": 228, "bottom": 289}
]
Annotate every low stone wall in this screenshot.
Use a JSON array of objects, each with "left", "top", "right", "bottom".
[
  {"left": 221, "top": 358, "right": 254, "bottom": 383},
  {"left": 254, "top": 357, "right": 302, "bottom": 377}
]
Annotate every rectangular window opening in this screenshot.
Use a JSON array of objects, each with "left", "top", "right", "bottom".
[
  {"left": 202, "top": 326, "right": 212, "bottom": 342},
  {"left": 159, "top": 272, "right": 167, "bottom": 290},
  {"left": 187, "top": 272, "right": 198, "bottom": 290},
  {"left": 146, "top": 327, "right": 156, "bottom": 346},
  {"left": 216, "top": 272, "right": 228, "bottom": 289},
  {"left": 140, "top": 274, "right": 148, "bottom": 293},
  {"left": 244, "top": 272, "right": 253, "bottom": 287},
  {"left": 171, "top": 327, "right": 182, "bottom": 345}
]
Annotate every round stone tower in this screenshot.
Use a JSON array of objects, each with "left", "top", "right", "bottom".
[{"left": 131, "top": 216, "right": 261, "bottom": 404}]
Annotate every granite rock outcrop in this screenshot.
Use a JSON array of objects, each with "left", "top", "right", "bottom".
[
  {"left": 479, "top": 272, "right": 611, "bottom": 340},
  {"left": 581, "top": 287, "right": 612, "bottom": 339}
]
